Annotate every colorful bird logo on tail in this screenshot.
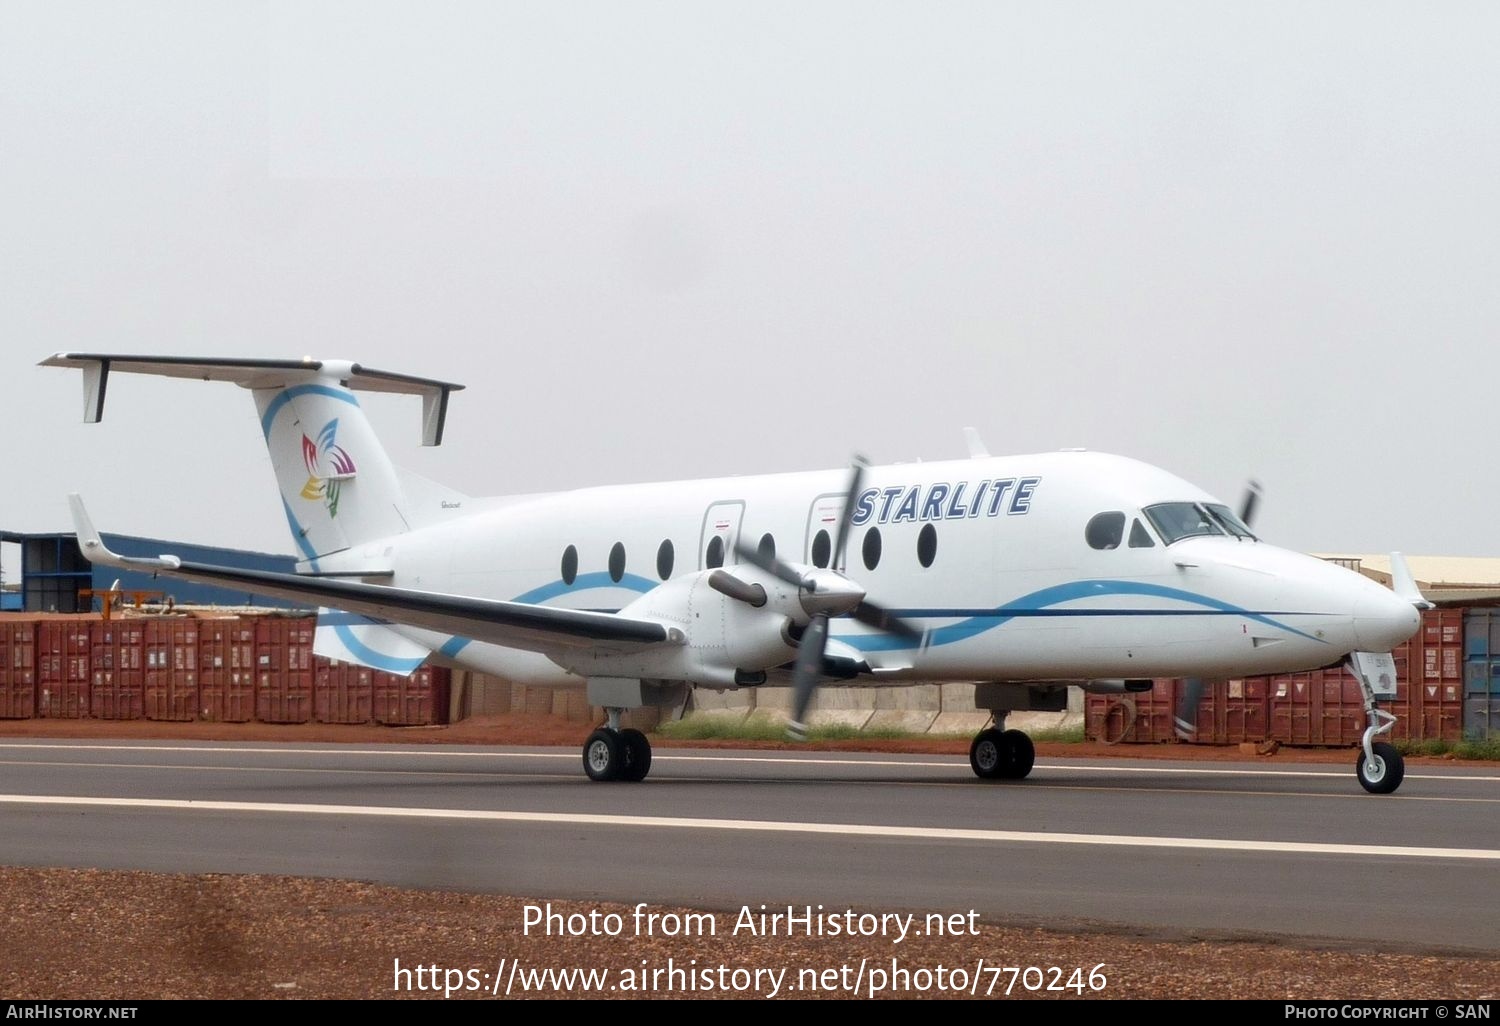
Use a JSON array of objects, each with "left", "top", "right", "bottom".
[{"left": 300, "top": 418, "right": 357, "bottom": 518}]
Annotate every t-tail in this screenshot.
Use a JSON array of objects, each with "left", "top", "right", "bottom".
[{"left": 41, "top": 354, "right": 464, "bottom": 571}]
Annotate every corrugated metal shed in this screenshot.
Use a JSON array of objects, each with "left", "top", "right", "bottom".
[
  {"left": 0, "top": 531, "right": 302, "bottom": 613},
  {"left": 1316, "top": 554, "right": 1500, "bottom": 607}
]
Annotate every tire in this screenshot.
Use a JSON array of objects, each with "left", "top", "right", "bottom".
[
  {"left": 583, "top": 728, "right": 622, "bottom": 782},
  {"left": 970, "top": 728, "right": 1008, "bottom": 780},
  {"left": 1355, "top": 740, "right": 1405, "bottom": 795},
  {"left": 618, "top": 728, "right": 652, "bottom": 782},
  {"left": 1002, "top": 729, "right": 1035, "bottom": 780}
]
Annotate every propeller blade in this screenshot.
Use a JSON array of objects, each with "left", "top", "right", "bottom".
[
  {"left": 850, "top": 600, "right": 924, "bottom": 640},
  {"left": 707, "top": 569, "right": 766, "bottom": 608},
  {"left": 1174, "top": 677, "right": 1206, "bottom": 740},
  {"left": 829, "top": 455, "right": 868, "bottom": 573},
  {"left": 787, "top": 612, "right": 830, "bottom": 741},
  {"left": 732, "top": 540, "right": 805, "bottom": 589},
  {"left": 1239, "top": 480, "right": 1263, "bottom": 529}
]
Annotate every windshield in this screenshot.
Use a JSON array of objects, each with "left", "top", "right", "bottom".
[
  {"left": 1143, "top": 502, "right": 1226, "bottom": 544},
  {"left": 1204, "top": 503, "right": 1257, "bottom": 540}
]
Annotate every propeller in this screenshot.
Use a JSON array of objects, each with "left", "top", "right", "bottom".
[
  {"left": 1178, "top": 478, "right": 1262, "bottom": 739},
  {"left": 1239, "top": 479, "right": 1263, "bottom": 530},
  {"left": 731, "top": 456, "right": 924, "bottom": 741}
]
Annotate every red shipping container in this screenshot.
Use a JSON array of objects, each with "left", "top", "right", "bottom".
[
  {"left": 373, "top": 665, "right": 451, "bottom": 726},
  {"left": 315, "top": 658, "right": 374, "bottom": 724},
  {"left": 255, "top": 616, "right": 314, "bottom": 724},
  {"left": 145, "top": 619, "right": 198, "bottom": 722},
  {"left": 90, "top": 620, "right": 144, "bottom": 720},
  {"left": 36, "top": 620, "right": 91, "bottom": 718},
  {"left": 1085, "top": 679, "right": 1176, "bottom": 744},
  {"left": 0, "top": 621, "right": 36, "bottom": 719},
  {"left": 198, "top": 620, "right": 256, "bottom": 722}
]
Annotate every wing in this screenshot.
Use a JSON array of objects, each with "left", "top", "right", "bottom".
[{"left": 68, "top": 495, "right": 677, "bottom": 656}]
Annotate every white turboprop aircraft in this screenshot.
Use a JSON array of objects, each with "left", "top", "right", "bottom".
[{"left": 44, "top": 354, "right": 1427, "bottom": 793}]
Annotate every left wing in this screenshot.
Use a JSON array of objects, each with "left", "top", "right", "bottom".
[{"left": 68, "top": 495, "right": 680, "bottom": 655}]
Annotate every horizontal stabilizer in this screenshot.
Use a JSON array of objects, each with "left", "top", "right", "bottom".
[{"left": 41, "top": 353, "right": 465, "bottom": 446}]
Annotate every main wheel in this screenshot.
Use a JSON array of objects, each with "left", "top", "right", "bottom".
[
  {"left": 1356, "top": 740, "right": 1405, "bottom": 795},
  {"left": 618, "top": 728, "right": 652, "bottom": 782},
  {"left": 583, "top": 728, "right": 623, "bottom": 782},
  {"left": 970, "top": 728, "right": 1009, "bottom": 780},
  {"left": 1002, "top": 729, "right": 1035, "bottom": 780}
]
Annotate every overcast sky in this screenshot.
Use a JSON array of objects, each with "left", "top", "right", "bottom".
[{"left": 2, "top": 2, "right": 1497, "bottom": 561}]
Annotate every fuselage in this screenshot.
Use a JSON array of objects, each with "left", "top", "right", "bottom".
[{"left": 353, "top": 449, "right": 1419, "bottom": 688}]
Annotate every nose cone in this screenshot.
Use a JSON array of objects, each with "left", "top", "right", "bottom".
[{"left": 1354, "top": 588, "right": 1422, "bottom": 651}]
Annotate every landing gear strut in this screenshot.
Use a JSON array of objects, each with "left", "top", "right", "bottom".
[
  {"left": 581, "top": 707, "right": 653, "bottom": 782},
  {"left": 1350, "top": 652, "right": 1404, "bottom": 795},
  {"left": 969, "top": 717, "right": 1035, "bottom": 781}
]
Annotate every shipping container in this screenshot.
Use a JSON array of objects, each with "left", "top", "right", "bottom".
[
  {"left": 0, "top": 620, "right": 36, "bottom": 718},
  {"left": 314, "top": 658, "right": 373, "bottom": 724},
  {"left": 1463, "top": 608, "right": 1500, "bottom": 740},
  {"left": 145, "top": 619, "right": 198, "bottom": 721},
  {"left": 254, "top": 616, "right": 314, "bottom": 723},
  {"left": 89, "top": 620, "right": 144, "bottom": 720},
  {"left": 198, "top": 620, "right": 255, "bottom": 722},
  {"left": 1084, "top": 680, "right": 1177, "bottom": 743},
  {"left": 1087, "top": 608, "right": 1468, "bottom": 746},
  {"left": 36, "top": 620, "right": 91, "bottom": 718},
  {"left": 373, "top": 665, "right": 451, "bottom": 726}
]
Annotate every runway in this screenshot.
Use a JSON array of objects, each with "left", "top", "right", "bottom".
[{"left": 2, "top": 739, "right": 1497, "bottom": 953}]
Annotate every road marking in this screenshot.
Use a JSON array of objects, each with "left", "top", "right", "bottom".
[
  {"left": 2, "top": 793, "right": 1497, "bottom": 861},
  {"left": 0, "top": 741, "right": 1496, "bottom": 782}
]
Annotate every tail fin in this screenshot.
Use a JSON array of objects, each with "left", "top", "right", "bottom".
[{"left": 41, "top": 354, "right": 463, "bottom": 567}]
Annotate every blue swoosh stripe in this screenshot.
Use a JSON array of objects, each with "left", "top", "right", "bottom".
[
  {"left": 331, "top": 622, "right": 427, "bottom": 675},
  {"left": 841, "top": 580, "right": 1325, "bottom": 652},
  {"left": 513, "top": 572, "right": 657, "bottom": 604},
  {"left": 260, "top": 384, "right": 360, "bottom": 439}
]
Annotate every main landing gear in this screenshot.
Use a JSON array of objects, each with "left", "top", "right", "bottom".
[
  {"left": 969, "top": 720, "right": 1036, "bottom": 781},
  {"left": 582, "top": 707, "right": 653, "bottom": 782}
]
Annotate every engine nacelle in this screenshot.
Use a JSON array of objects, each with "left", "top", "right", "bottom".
[{"left": 552, "top": 569, "right": 800, "bottom": 688}]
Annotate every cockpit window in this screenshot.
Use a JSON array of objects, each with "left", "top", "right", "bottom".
[
  {"left": 1143, "top": 502, "right": 1226, "bottom": 544},
  {"left": 1128, "top": 518, "right": 1156, "bottom": 548},
  {"left": 1085, "top": 511, "right": 1126, "bottom": 550},
  {"left": 1204, "top": 504, "right": 1257, "bottom": 540}
]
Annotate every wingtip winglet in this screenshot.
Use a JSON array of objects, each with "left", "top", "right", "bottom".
[
  {"left": 1389, "top": 551, "right": 1434, "bottom": 611},
  {"left": 67, "top": 494, "right": 180, "bottom": 571}
]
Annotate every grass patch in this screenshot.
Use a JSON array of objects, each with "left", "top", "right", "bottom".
[
  {"left": 1029, "top": 723, "right": 1087, "bottom": 744},
  {"left": 1454, "top": 737, "right": 1500, "bottom": 761},
  {"left": 1393, "top": 736, "right": 1500, "bottom": 760}
]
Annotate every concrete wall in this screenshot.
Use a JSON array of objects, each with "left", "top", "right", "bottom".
[{"left": 450, "top": 672, "right": 1084, "bottom": 735}]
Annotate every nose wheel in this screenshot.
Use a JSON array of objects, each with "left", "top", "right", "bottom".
[
  {"left": 969, "top": 727, "right": 1035, "bottom": 781},
  {"left": 1349, "top": 652, "right": 1405, "bottom": 795}
]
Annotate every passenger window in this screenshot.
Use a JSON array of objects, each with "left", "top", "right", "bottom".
[
  {"left": 1085, "top": 512, "right": 1126, "bottom": 550},
  {"left": 561, "top": 545, "right": 578, "bottom": 585},
  {"left": 811, "top": 529, "right": 831, "bottom": 568},
  {"left": 608, "top": 542, "right": 626, "bottom": 583},
  {"left": 1128, "top": 519, "right": 1156, "bottom": 548},
  {"left": 758, "top": 533, "right": 776, "bottom": 562},
  {"left": 657, "top": 539, "right": 674, "bottom": 579},
  {"left": 862, "top": 527, "right": 882, "bottom": 571},
  {"left": 917, "top": 523, "right": 937, "bottom": 568},
  {"left": 705, "top": 535, "right": 724, "bottom": 569}
]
